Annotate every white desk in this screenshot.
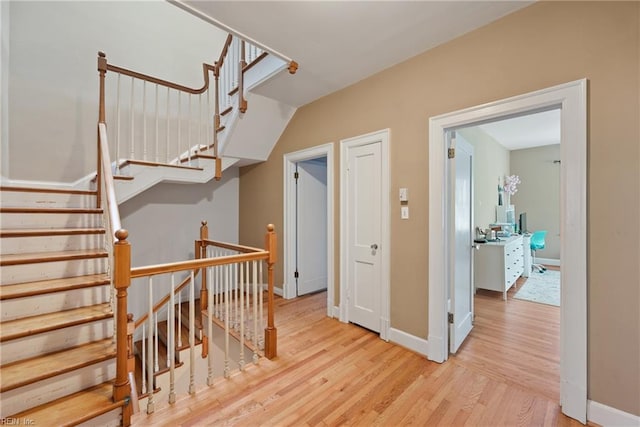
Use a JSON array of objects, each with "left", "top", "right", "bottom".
[{"left": 474, "top": 235, "right": 524, "bottom": 300}]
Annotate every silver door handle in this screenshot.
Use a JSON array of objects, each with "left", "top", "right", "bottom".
[
  {"left": 371, "top": 244, "right": 378, "bottom": 250},
  {"left": 472, "top": 244, "right": 480, "bottom": 250}
]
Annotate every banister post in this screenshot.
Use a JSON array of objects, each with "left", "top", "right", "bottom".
[
  {"left": 96, "top": 51, "right": 107, "bottom": 209},
  {"left": 238, "top": 41, "right": 248, "bottom": 114},
  {"left": 199, "top": 221, "right": 209, "bottom": 311},
  {"left": 113, "top": 229, "right": 132, "bottom": 427},
  {"left": 213, "top": 63, "right": 222, "bottom": 181},
  {"left": 264, "top": 224, "right": 277, "bottom": 359}
]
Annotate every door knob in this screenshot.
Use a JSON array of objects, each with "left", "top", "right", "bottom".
[{"left": 371, "top": 244, "right": 378, "bottom": 250}]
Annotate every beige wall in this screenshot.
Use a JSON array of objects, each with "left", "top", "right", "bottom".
[
  {"left": 457, "top": 128, "right": 510, "bottom": 231},
  {"left": 511, "top": 144, "right": 561, "bottom": 259},
  {"left": 240, "top": 2, "right": 639, "bottom": 415}
]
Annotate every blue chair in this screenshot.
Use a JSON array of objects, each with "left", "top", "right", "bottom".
[{"left": 530, "top": 230, "right": 548, "bottom": 272}]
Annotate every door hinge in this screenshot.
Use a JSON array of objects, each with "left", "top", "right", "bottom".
[
  {"left": 294, "top": 271, "right": 299, "bottom": 279},
  {"left": 294, "top": 171, "right": 299, "bottom": 180},
  {"left": 448, "top": 148, "right": 455, "bottom": 159},
  {"left": 448, "top": 312, "right": 454, "bottom": 324}
]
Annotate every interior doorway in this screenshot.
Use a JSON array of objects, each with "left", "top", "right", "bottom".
[
  {"left": 283, "top": 144, "right": 334, "bottom": 317},
  {"left": 428, "top": 80, "right": 587, "bottom": 422}
]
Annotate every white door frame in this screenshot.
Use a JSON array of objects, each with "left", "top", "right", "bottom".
[
  {"left": 283, "top": 143, "right": 334, "bottom": 315},
  {"left": 340, "top": 129, "right": 391, "bottom": 340},
  {"left": 427, "top": 79, "right": 587, "bottom": 422}
]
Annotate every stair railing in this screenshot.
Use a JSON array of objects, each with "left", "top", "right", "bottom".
[{"left": 114, "top": 223, "right": 277, "bottom": 415}]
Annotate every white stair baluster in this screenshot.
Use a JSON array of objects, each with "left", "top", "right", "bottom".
[
  {"left": 259, "top": 260, "right": 264, "bottom": 341},
  {"left": 142, "top": 80, "right": 147, "bottom": 161},
  {"left": 253, "top": 260, "right": 259, "bottom": 363},
  {"left": 177, "top": 92, "right": 182, "bottom": 166},
  {"left": 141, "top": 323, "right": 146, "bottom": 394},
  {"left": 130, "top": 76, "right": 135, "bottom": 160},
  {"left": 154, "top": 312, "right": 159, "bottom": 372},
  {"left": 177, "top": 289, "right": 182, "bottom": 347},
  {"left": 187, "top": 95, "right": 192, "bottom": 166},
  {"left": 224, "top": 263, "right": 230, "bottom": 378},
  {"left": 166, "top": 303, "right": 170, "bottom": 371},
  {"left": 147, "top": 276, "right": 155, "bottom": 414},
  {"left": 189, "top": 270, "right": 196, "bottom": 394},
  {"left": 207, "top": 264, "right": 214, "bottom": 385},
  {"left": 165, "top": 87, "right": 170, "bottom": 164},
  {"left": 155, "top": 84, "right": 159, "bottom": 162},
  {"left": 116, "top": 73, "right": 121, "bottom": 173},
  {"left": 239, "top": 261, "right": 245, "bottom": 370},
  {"left": 198, "top": 93, "right": 202, "bottom": 153},
  {"left": 168, "top": 273, "right": 176, "bottom": 404}
]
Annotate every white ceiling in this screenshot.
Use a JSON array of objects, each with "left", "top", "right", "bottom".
[
  {"left": 477, "top": 109, "right": 561, "bottom": 150},
  {"left": 181, "top": 1, "right": 533, "bottom": 107}
]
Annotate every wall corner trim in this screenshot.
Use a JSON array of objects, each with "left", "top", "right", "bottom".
[
  {"left": 389, "top": 328, "right": 429, "bottom": 357},
  {"left": 587, "top": 400, "right": 640, "bottom": 427}
]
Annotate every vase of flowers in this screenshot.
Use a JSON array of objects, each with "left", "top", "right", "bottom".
[{"left": 503, "top": 175, "right": 521, "bottom": 206}]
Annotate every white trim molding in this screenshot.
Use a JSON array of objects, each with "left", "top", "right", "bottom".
[
  {"left": 389, "top": 328, "right": 429, "bottom": 357},
  {"left": 588, "top": 400, "right": 640, "bottom": 427},
  {"left": 339, "top": 129, "right": 391, "bottom": 341},
  {"left": 537, "top": 257, "right": 561, "bottom": 267},
  {"left": 428, "top": 79, "right": 587, "bottom": 423},
  {"left": 283, "top": 143, "right": 335, "bottom": 317}
]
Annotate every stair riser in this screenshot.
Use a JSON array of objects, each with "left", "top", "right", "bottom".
[
  {"left": 0, "top": 192, "right": 96, "bottom": 208},
  {"left": 1, "top": 257, "right": 108, "bottom": 286},
  {"left": 1, "top": 234, "right": 105, "bottom": 255},
  {"left": 0, "top": 213, "right": 103, "bottom": 229},
  {"left": 0, "top": 359, "right": 116, "bottom": 417},
  {"left": 1, "top": 318, "right": 114, "bottom": 365},
  {"left": 1, "top": 286, "right": 111, "bottom": 321}
]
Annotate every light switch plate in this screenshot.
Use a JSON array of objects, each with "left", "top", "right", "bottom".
[
  {"left": 401, "top": 206, "right": 409, "bottom": 219},
  {"left": 399, "top": 187, "right": 408, "bottom": 202}
]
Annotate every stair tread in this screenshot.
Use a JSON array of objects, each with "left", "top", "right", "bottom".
[
  {"left": 0, "top": 207, "right": 102, "bottom": 214},
  {"left": 11, "top": 381, "right": 123, "bottom": 426},
  {"left": 0, "top": 249, "right": 107, "bottom": 266},
  {"left": 0, "top": 274, "right": 110, "bottom": 300},
  {"left": 1, "top": 303, "right": 113, "bottom": 342},
  {"left": 1, "top": 227, "right": 106, "bottom": 238},
  {"left": 0, "top": 338, "right": 116, "bottom": 392}
]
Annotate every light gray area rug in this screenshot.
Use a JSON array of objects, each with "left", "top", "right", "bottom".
[{"left": 514, "top": 269, "right": 560, "bottom": 306}]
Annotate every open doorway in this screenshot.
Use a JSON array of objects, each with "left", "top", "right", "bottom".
[
  {"left": 283, "top": 144, "right": 335, "bottom": 318},
  {"left": 428, "top": 80, "right": 587, "bottom": 422}
]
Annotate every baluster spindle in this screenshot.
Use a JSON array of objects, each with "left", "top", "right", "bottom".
[
  {"left": 116, "top": 73, "right": 121, "bottom": 173},
  {"left": 155, "top": 84, "right": 159, "bottom": 162},
  {"left": 142, "top": 81, "right": 147, "bottom": 161},
  {"left": 252, "top": 260, "right": 259, "bottom": 363},
  {"left": 177, "top": 289, "right": 182, "bottom": 347},
  {"left": 177, "top": 92, "right": 182, "bottom": 166},
  {"left": 207, "top": 264, "right": 215, "bottom": 386},
  {"left": 198, "top": 93, "right": 202, "bottom": 153},
  {"left": 165, "top": 88, "right": 170, "bottom": 164},
  {"left": 166, "top": 304, "right": 170, "bottom": 371},
  {"left": 224, "top": 264, "right": 230, "bottom": 378},
  {"left": 154, "top": 312, "right": 159, "bottom": 372},
  {"left": 168, "top": 274, "right": 176, "bottom": 404},
  {"left": 239, "top": 261, "right": 245, "bottom": 370},
  {"left": 130, "top": 76, "right": 135, "bottom": 159},
  {"left": 146, "top": 276, "right": 155, "bottom": 414},
  {"left": 189, "top": 270, "right": 195, "bottom": 394},
  {"left": 259, "top": 260, "right": 264, "bottom": 338},
  {"left": 141, "top": 323, "right": 146, "bottom": 394},
  {"left": 187, "top": 95, "right": 192, "bottom": 165}
]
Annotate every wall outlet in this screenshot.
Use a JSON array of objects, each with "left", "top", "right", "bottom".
[{"left": 401, "top": 206, "right": 409, "bottom": 219}]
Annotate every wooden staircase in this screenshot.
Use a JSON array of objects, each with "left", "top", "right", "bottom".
[{"left": 0, "top": 186, "right": 124, "bottom": 426}]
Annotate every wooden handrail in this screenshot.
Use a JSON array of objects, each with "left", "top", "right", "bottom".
[
  {"left": 130, "top": 251, "right": 268, "bottom": 279},
  {"left": 217, "top": 34, "right": 233, "bottom": 70},
  {"left": 98, "top": 123, "right": 122, "bottom": 237},
  {"left": 105, "top": 61, "right": 216, "bottom": 95},
  {"left": 201, "top": 239, "right": 265, "bottom": 254}
]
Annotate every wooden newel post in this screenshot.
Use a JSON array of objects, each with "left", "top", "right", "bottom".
[
  {"left": 264, "top": 224, "right": 277, "bottom": 359},
  {"left": 96, "top": 51, "right": 107, "bottom": 209},
  {"left": 113, "top": 229, "right": 132, "bottom": 426},
  {"left": 199, "top": 221, "right": 209, "bottom": 311},
  {"left": 238, "top": 41, "right": 248, "bottom": 114}
]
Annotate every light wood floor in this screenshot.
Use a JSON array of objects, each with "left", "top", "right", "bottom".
[{"left": 134, "top": 272, "right": 591, "bottom": 426}]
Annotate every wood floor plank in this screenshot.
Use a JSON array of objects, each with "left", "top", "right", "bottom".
[{"left": 131, "top": 290, "right": 595, "bottom": 427}]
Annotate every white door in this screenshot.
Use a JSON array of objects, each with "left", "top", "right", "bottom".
[
  {"left": 296, "top": 159, "right": 328, "bottom": 296},
  {"left": 449, "top": 133, "right": 474, "bottom": 353},
  {"left": 346, "top": 142, "right": 382, "bottom": 332}
]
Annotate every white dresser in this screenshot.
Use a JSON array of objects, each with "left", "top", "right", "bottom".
[{"left": 474, "top": 235, "right": 524, "bottom": 300}]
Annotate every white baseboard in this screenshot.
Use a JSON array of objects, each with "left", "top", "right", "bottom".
[
  {"left": 588, "top": 400, "right": 640, "bottom": 426},
  {"left": 273, "top": 286, "right": 283, "bottom": 297},
  {"left": 537, "top": 257, "right": 561, "bottom": 267},
  {"left": 389, "top": 328, "right": 429, "bottom": 357}
]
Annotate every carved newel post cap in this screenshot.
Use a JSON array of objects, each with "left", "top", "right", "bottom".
[
  {"left": 201, "top": 220, "right": 208, "bottom": 226},
  {"left": 98, "top": 51, "right": 106, "bottom": 58},
  {"left": 267, "top": 224, "right": 275, "bottom": 232},
  {"left": 115, "top": 229, "right": 129, "bottom": 241}
]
